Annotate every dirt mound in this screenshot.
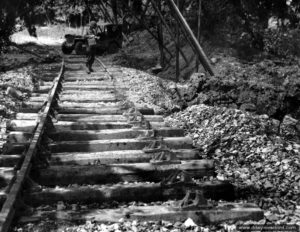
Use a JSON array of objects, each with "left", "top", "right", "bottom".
[
  {"left": 166, "top": 104, "right": 300, "bottom": 223},
  {"left": 188, "top": 72, "right": 300, "bottom": 121}
]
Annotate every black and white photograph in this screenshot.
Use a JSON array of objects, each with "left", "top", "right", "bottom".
[{"left": 0, "top": 0, "right": 299, "bottom": 231}]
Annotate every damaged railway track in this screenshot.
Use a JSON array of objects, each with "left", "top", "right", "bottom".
[{"left": 0, "top": 56, "right": 263, "bottom": 231}]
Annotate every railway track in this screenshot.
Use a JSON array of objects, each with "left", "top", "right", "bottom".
[{"left": 0, "top": 56, "right": 263, "bottom": 231}]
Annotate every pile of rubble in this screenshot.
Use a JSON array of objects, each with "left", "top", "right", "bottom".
[
  {"left": 165, "top": 104, "right": 300, "bottom": 221},
  {"left": 13, "top": 217, "right": 253, "bottom": 232},
  {"left": 116, "top": 67, "right": 175, "bottom": 114},
  {"left": 0, "top": 67, "right": 35, "bottom": 151},
  {"left": 184, "top": 59, "right": 300, "bottom": 121}
]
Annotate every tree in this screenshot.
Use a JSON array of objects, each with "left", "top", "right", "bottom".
[{"left": 0, "top": 0, "right": 21, "bottom": 52}]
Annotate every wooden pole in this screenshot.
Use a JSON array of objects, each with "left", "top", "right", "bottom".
[
  {"left": 195, "top": 0, "right": 202, "bottom": 72},
  {"left": 84, "top": 0, "right": 96, "bottom": 21},
  {"left": 157, "top": 0, "right": 165, "bottom": 67},
  {"left": 176, "top": 0, "right": 180, "bottom": 81},
  {"left": 80, "top": 12, "right": 84, "bottom": 36},
  {"left": 111, "top": 0, "right": 118, "bottom": 24},
  {"left": 99, "top": 1, "right": 114, "bottom": 23},
  {"left": 98, "top": 3, "right": 111, "bottom": 23},
  {"left": 166, "top": 0, "right": 214, "bottom": 76}
]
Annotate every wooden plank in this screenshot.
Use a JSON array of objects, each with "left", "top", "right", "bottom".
[
  {"left": 49, "top": 128, "right": 184, "bottom": 141},
  {"left": 53, "top": 121, "right": 165, "bottom": 130},
  {"left": 41, "top": 82, "right": 126, "bottom": 88},
  {"left": 48, "top": 137, "right": 192, "bottom": 153},
  {"left": 0, "top": 192, "right": 6, "bottom": 209},
  {"left": 7, "top": 132, "right": 32, "bottom": 143},
  {"left": 32, "top": 86, "right": 52, "bottom": 94},
  {"left": 20, "top": 106, "right": 155, "bottom": 115},
  {"left": 35, "top": 160, "right": 214, "bottom": 186},
  {"left": 0, "top": 168, "right": 15, "bottom": 188},
  {"left": 50, "top": 149, "right": 200, "bottom": 165},
  {"left": 23, "top": 102, "right": 120, "bottom": 109},
  {"left": 7, "top": 128, "right": 184, "bottom": 142},
  {"left": 27, "top": 203, "right": 263, "bottom": 224},
  {"left": 25, "top": 181, "right": 234, "bottom": 206},
  {"left": 63, "top": 76, "right": 107, "bottom": 81},
  {"left": 5, "top": 131, "right": 207, "bottom": 155},
  {"left": 15, "top": 114, "right": 164, "bottom": 122},
  {"left": 8, "top": 121, "right": 131, "bottom": 133},
  {"left": 28, "top": 96, "right": 119, "bottom": 103},
  {"left": 0, "top": 156, "right": 21, "bottom": 167},
  {"left": 59, "top": 85, "right": 128, "bottom": 91},
  {"left": 19, "top": 107, "right": 124, "bottom": 115}
]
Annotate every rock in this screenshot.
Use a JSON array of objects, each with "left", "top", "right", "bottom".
[
  {"left": 100, "top": 224, "right": 108, "bottom": 231},
  {"left": 165, "top": 222, "right": 174, "bottom": 229},
  {"left": 194, "top": 226, "right": 201, "bottom": 232},
  {"left": 0, "top": 120, "right": 6, "bottom": 134},
  {"left": 228, "top": 103, "right": 238, "bottom": 109},
  {"left": 183, "top": 218, "right": 197, "bottom": 228},
  {"left": 108, "top": 223, "right": 120, "bottom": 231},
  {"left": 56, "top": 201, "right": 65, "bottom": 210},
  {"left": 0, "top": 105, "right": 6, "bottom": 116},
  {"left": 124, "top": 221, "right": 132, "bottom": 228},
  {"left": 191, "top": 93, "right": 209, "bottom": 105},
  {"left": 264, "top": 180, "right": 273, "bottom": 189},
  {"left": 131, "top": 225, "right": 138, "bottom": 232},
  {"left": 6, "top": 87, "right": 23, "bottom": 100},
  {"left": 265, "top": 213, "right": 280, "bottom": 222},
  {"left": 280, "top": 115, "right": 300, "bottom": 142},
  {"left": 151, "top": 64, "right": 163, "bottom": 74},
  {"left": 171, "top": 105, "right": 181, "bottom": 113},
  {"left": 211, "top": 57, "right": 218, "bottom": 64},
  {"left": 173, "top": 221, "right": 182, "bottom": 228},
  {"left": 170, "top": 229, "right": 181, "bottom": 232},
  {"left": 193, "top": 134, "right": 199, "bottom": 139},
  {"left": 71, "top": 204, "right": 77, "bottom": 211},
  {"left": 132, "top": 220, "right": 139, "bottom": 226},
  {"left": 240, "top": 103, "right": 256, "bottom": 112}
]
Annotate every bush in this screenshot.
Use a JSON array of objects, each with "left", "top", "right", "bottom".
[
  {"left": 263, "top": 28, "right": 300, "bottom": 57},
  {"left": 0, "top": 1, "right": 18, "bottom": 52}
]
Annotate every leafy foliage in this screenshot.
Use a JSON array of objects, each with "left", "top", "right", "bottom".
[
  {"left": 264, "top": 28, "right": 300, "bottom": 57},
  {"left": 1, "top": 0, "right": 300, "bottom": 56},
  {"left": 0, "top": 0, "right": 19, "bottom": 52}
]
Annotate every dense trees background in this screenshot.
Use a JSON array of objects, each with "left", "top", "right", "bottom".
[{"left": 0, "top": 0, "right": 300, "bottom": 56}]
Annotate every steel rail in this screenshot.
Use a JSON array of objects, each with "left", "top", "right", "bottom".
[
  {"left": 0, "top": 60, "right": 65, "bottom": 232},
  {"left": 95, "top": 57, "right": 114, "bottom": 80}
]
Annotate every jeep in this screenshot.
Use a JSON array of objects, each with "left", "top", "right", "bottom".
[{"left": 61, "top": 23, "right": 123, "bottom": 55}]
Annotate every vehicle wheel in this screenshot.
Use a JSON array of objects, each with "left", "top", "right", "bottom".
[
  {"left": 75, "top": 41, "right": 86, "bottom": 55},
  {"left": 61, "top": 42, "right": 73, "bottom": 54},
  {"left": 108, "top": 42, "right": 119, "bottom": 54}
]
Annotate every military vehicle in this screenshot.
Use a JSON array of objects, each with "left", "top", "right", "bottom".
[{"left": 61, "top": 23, "right": 123, "bottom": 55}]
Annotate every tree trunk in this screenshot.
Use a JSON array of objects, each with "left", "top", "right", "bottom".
[{"left": 157, "top": 0, "right": 165, "bottom": 68}]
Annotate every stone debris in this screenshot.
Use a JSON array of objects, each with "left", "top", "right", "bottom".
[
  {"left": 16, "top": 217, "right": 300, "bottom": 232},
  {"left": 6, "top": 87, "right": 23, "bottom": 100},
  {"left": 114, "top": 67, "right": 176, "bottom": 114},
  {"left": 183, "top": 218, "right": 197, "bottom": 228},
  {"left": 165, "top": 104, "right": 300, "bottom": 222}
]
